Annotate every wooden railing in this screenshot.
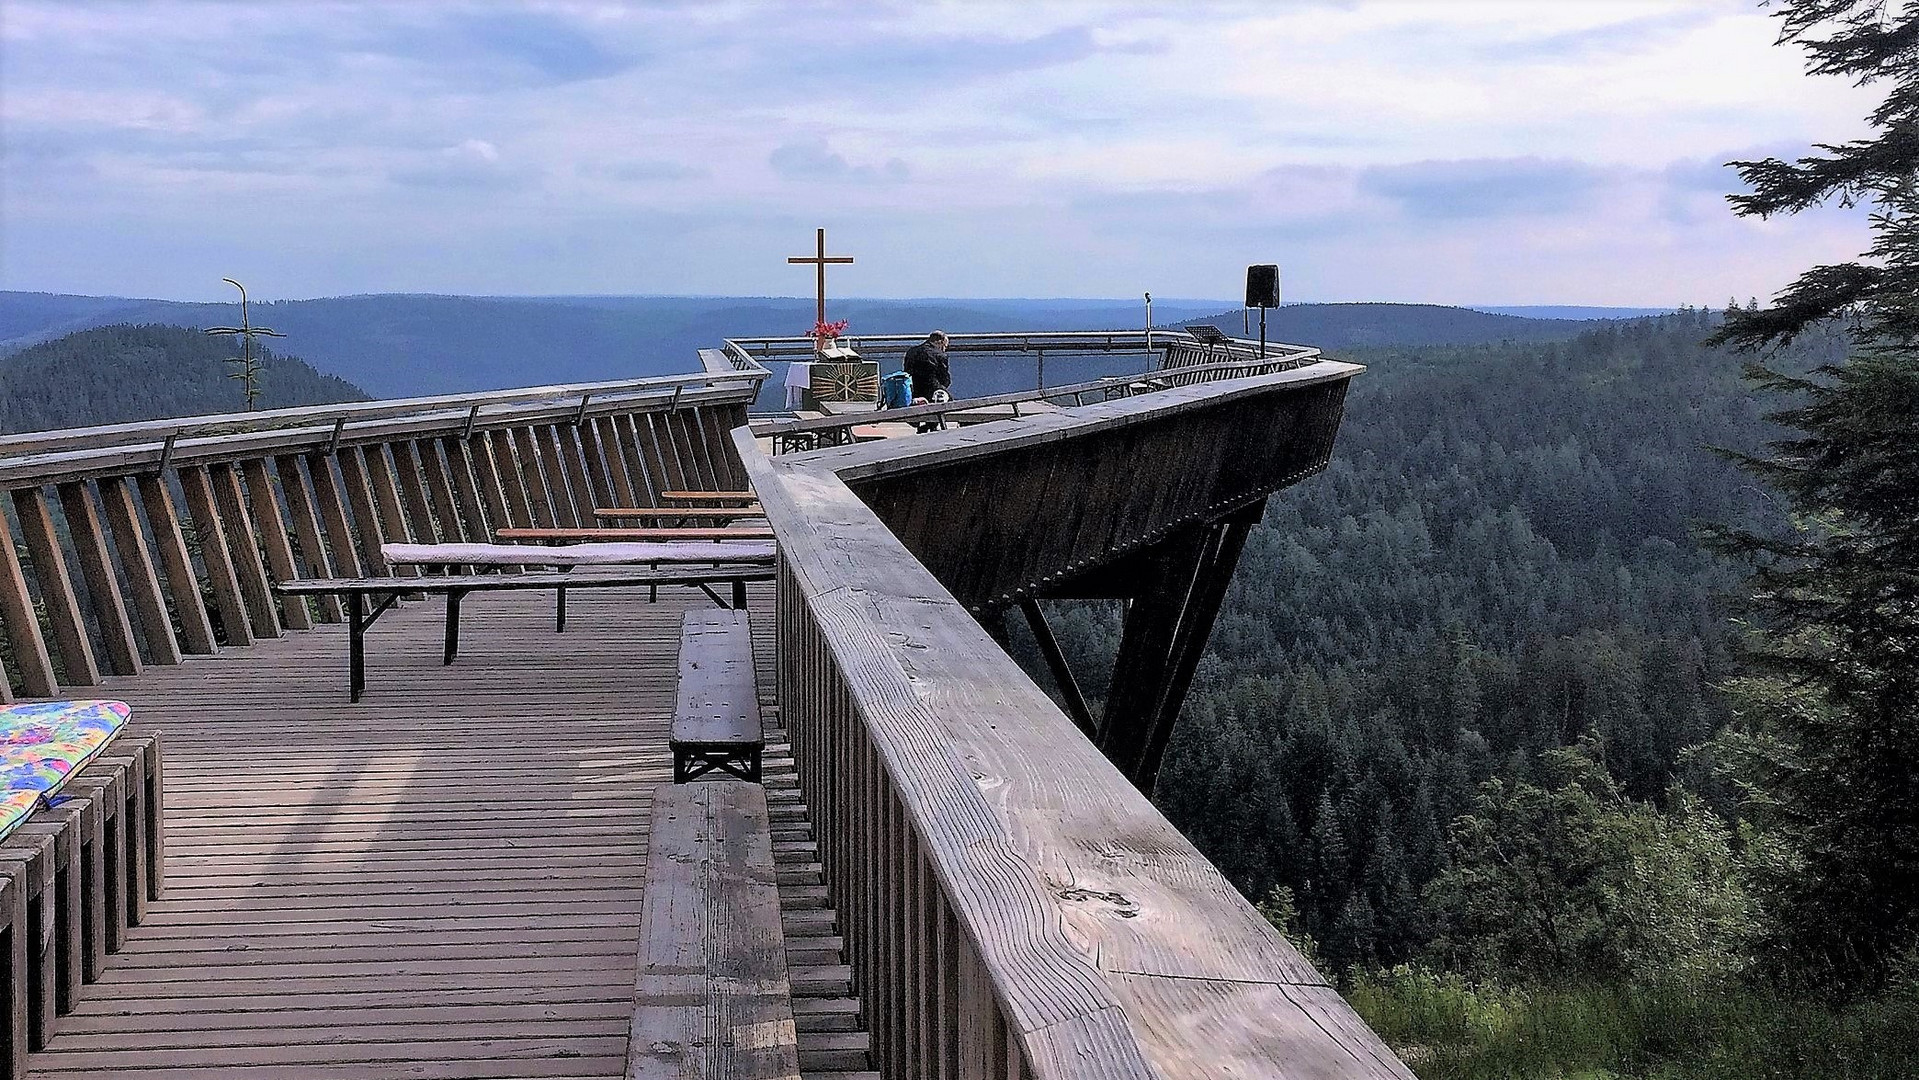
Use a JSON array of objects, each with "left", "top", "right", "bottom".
[
  {"left": 0, "top": 368, "right": 766, "bottom": 702},
  {"left": 750, "top": 330, "right": 1322, "bottom": 453},
  {"left": 736, "top": 358, "right": 1414, "bottom": 1079}
]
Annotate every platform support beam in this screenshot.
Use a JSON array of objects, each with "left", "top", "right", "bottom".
[{"left": 1079, "top": 501, "right": 1263, "bottom": 794}]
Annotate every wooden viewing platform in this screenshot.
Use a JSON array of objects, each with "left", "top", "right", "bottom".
[
  {"left": 26, "top": 587, "right": 775, "bottom": 1079},
  {"left": 0, "top": 330, "right": 1413, "bottom": 1078}
]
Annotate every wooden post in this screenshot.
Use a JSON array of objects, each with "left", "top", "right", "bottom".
[
  {"left": 137, "top": 473, "right": 218, "bottom": 656},
  {"left": 0, "top": 502, "right": 58, "bottom": 697},
  {"left": 359, "top": 446, "right": 419, "bottom": 578},
  {"left": 332, "top": 447, "right": 386, "bottom": 576},
  {"left": 176, "top": 465, "right": 253, "bottom": 648},
  {"left": 576, "top": 416, "right": 619, "bottom": 510},
  {"left": 469, "top": 431, "right": 514, "bottom": 528},
  {"left": 440, "top": 436, "right": 494, "bottom": 544},
  {"left": 416, "top": 441, "right": 471, "bottom": 554},
  {"left": 238, "top": 458, "right": 312, "bottom": 631},
  {"left": 210, "top": 462, "right": 282, "bottom": 638},
  {"left": 509, "top": 428, "right": 554, "bottom": 529},
  {"left": 55, "top": 481, "right": 141, "bottom": 675},
  {"left": 387, "top": 441, "right": 440, "bottom": 544},
  {"left": 611, "top": 413, "right": 659, "bottom": 506},
  {"left": 590, "top": 416, "right": 636, "bottom": 507},
  {"left": 549, "top": 425, "right": 598, "bottom": 527},
  {"left": 97, "top": 477, "right": 183, "bottom": 664},
  {"left": 274, "top": 455, "right": 345, "bottom": 622},
  {"left": 485, "top": 429, "right": 534, "bottom": 529},
  {"left": 10, "top": 487, "right": 101, "bottom": 686},
  {"left": 644, "top": 413, "right": 690, "bottom": 495},
  {"left": 307, "top": 452, "right": 366, "bottom": 583}
]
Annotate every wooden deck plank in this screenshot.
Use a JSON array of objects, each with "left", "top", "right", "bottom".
[{"left": 23, "top": 584, "right": 776, "bottom": 1079}]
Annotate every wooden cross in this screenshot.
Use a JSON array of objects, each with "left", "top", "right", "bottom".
[{"left": 787, "top": 227, "right": 854, "bottom": 327}]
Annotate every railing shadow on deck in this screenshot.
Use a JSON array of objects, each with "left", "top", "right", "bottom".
[{"left": 735, "top": 357, "right": 1417, "bottom": 1079}]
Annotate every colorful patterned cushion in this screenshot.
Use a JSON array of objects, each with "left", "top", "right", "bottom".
[{"left": 0, "top": 700, "right": 130, "bottom": 843}]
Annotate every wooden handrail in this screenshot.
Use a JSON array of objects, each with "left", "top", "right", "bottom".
[
  {"left": 0, "top": 364, "right": 769, "bottom": 460},
  {"left": 0, "top": 383, "right": 754, "bottom": 487},
  {"left": 733, "top": 360, "right": 1412, "bottom": 1079}
]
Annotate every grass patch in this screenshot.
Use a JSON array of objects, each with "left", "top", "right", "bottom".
[{"left": 1347, "top": 965, "right": 1919, "bottom": 1080}]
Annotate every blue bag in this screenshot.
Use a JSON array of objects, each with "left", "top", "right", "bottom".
[{"left": 880, "top": 372, "right": 913, "bottom": 410}]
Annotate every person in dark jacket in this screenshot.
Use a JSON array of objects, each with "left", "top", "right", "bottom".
[{"left": 902, "top": 331, "right": 950, "bottom": 402}]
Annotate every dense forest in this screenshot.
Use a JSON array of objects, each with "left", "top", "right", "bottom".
[
  {"left": 1011, "top": 308, "right": 1918, "bottom": 1076},
  {"left": 1156, "top": 309, "right": 1788, "bottom": 964},
  {"left": 0, "top": 323, "right": 368, "bottom": 434}
]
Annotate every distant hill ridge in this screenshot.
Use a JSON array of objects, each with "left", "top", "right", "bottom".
[
  {"left": 0, "top": 323, "right": 369, "bottom": 436},
  {"left": 1, "top": 291, "right": 1666, "bottom": 399},
  {"left": 1179, "top": 302, "right": 1621, "bottom": 350}
]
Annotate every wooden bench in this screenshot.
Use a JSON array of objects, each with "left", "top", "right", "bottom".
[
  {"left": 498, "top": 527, "right": 776, "bottom": 543},
  {"left": 660, "top": 490, "right": 758, "bottom": 505},
  {"left": 628, "top": 781, "right": 799, "bottom": 1079},
  {"left": 591, "top": 506, "right": 765, "bottom": 525},
  {"left": 670, "top": 609, "right": 762, "bottom": 784},
  {"left": 278, "top": 568, "right": 774, "bottom": 703},
  {"left": 0, "top": 729, "right": 162, "bottom": 1079}
]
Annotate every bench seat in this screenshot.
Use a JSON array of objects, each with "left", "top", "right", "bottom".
[
  {"left": 0, "top": 701, "right": 129, "bottom": 844},
  {"left": 629, "top": 781, "right": 799, "bottom": 1079},
  {"left": 591, "top": 506, "right": 765, "bottom": 522},
  {"left": 0, "top": 722, "right": 161, "bottom": 1075},
  {"left": 496, "top": 527, "right": 776, "bottom": 543},
  {"left": 670, "top": 609, "right": 763, "bottom": 784},
  {"left": 659, "top": 491, "right": 758, "bottom": 505},
  {"left": 382, "top": 540, "right": 776, "bottom": 567}
]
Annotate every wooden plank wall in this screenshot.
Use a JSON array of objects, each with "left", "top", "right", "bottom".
[
  {"left": 0, "top": 399, "right": 751, "bottom": 700},
  {"left": 826, "top": 372, "right": 1352, "bottom": 610}
]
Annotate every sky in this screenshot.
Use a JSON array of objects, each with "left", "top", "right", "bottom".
[{"left": 0, "top": 0, "right": 1887, "bottom": 305}]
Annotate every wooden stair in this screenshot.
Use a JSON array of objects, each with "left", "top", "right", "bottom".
[{"left": 762, "top": 704, "right": 878, "bottom": 1080}]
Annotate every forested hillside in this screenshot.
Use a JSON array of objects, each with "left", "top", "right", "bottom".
[
  {"left": 1150, "top": 309, "right": 1796, "bottom": 959},
  {"left": 1014, "top": 309, "right": 1917, "bottom": 1075},
  {"left": 0, "top": 324, "right": 368, "bottom": 434}
]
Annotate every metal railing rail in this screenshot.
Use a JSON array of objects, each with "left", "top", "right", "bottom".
[{"left": 751, "top": 333, "right": 1321, "bottom": 453}]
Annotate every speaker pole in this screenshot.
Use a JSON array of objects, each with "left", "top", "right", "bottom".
[{"left": 1259, "top": 306, "right": 1267, "bottom": 359}]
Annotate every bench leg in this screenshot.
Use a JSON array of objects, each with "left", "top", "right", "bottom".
[
  {"left": 556, "top": 586, "right": 567, "bottom": 633},
  {"left": 443, "top": 589, "right": 464, "bottom": 665},
  {"left": 1, "top": 871, "right": 24, "bottom": 1080},
  {"left": 349, "top": 592, "right": 365, "bottom": 703},
  {"left": 347, "top": 592, "right": 400, "bottom": 703},
  {"left": 733, "top": 579, "right": 747, "bottom": 610}
]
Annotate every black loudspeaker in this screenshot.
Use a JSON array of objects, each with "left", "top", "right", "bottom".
[{"left": 1245, "top": 264, "right": 1280, "bottom": 308}]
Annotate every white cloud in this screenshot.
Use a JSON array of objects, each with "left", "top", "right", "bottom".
[{"left": 0, "top": 0, "right": 1884, "bottom": 305}]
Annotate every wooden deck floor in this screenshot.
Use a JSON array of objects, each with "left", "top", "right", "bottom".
[{"left": 28, "top": 584, "right": 774, "bottom": 1080}]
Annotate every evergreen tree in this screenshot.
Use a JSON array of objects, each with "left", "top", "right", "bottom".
[{"left": 1706, "top": 0, "right": 1919, "bottom": 988}]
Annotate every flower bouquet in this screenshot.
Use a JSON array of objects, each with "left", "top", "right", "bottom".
[{"left": 808, "top": 318, "right": 849, "bottom": 353}]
